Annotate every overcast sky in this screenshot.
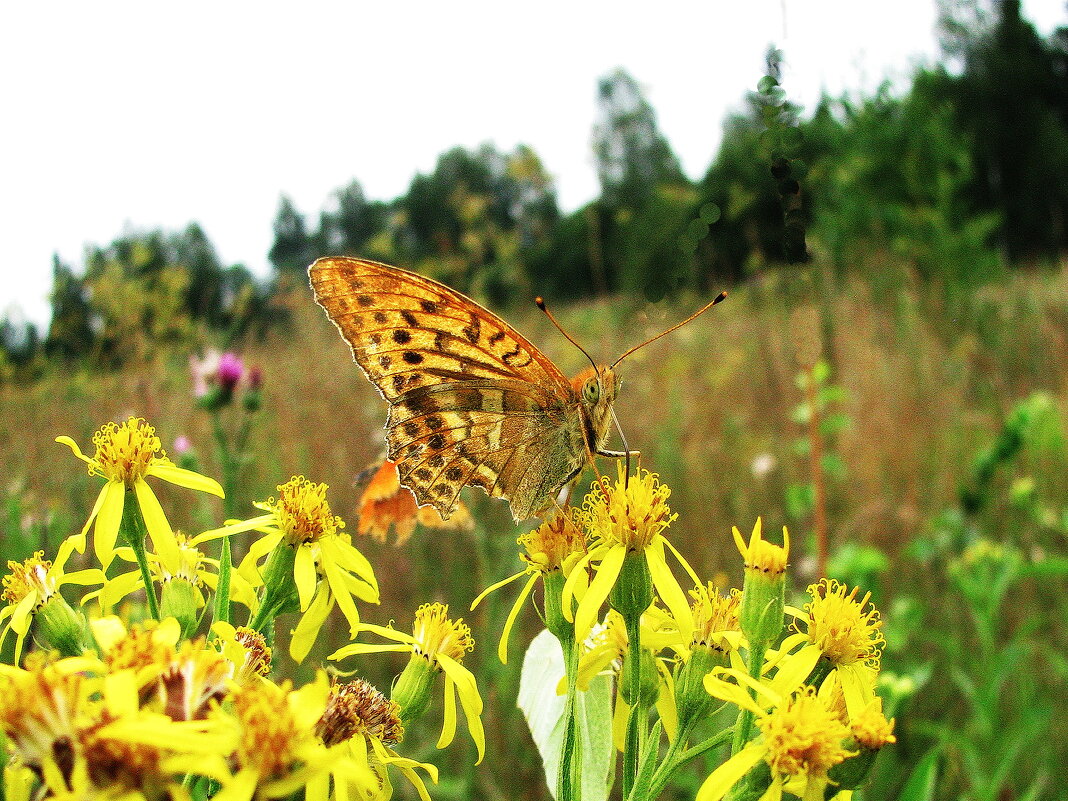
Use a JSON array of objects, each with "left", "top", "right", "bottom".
[{"left": 2, "top": 0, "right": 1064, "bottom": 331}]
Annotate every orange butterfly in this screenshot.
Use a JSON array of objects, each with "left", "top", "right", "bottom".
[
  {"left": 355, "top": 458, "right": 472, "bottom": 545},
  {"left": 309, "top": 257, "right": 723, "bottom": 523}
]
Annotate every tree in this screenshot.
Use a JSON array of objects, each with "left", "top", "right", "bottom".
[
  {"left": 316, "top": 180, "right": 390, "bottom": 260},
  {"left": 592, "top": 69, "right": 686, "bottom": 210},
  {"left": 941, "top": 0, "right": 1068, "bottom": 259},
  {"left": 45, "top": 255, "right": 95, "bottom": 361},
  {"left": 268, "top": 195, "right": 315, "bottom": 275}
]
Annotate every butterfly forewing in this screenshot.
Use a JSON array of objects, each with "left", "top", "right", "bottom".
[{"left": 309, "top": 257, "right": 586, "bottom": 521}]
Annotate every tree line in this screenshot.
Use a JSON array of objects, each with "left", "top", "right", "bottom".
[{"left": 4, "top": 0, "right": 1065, "bottom": 378}]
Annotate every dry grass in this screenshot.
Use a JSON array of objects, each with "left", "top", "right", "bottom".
[{"left": 2, "top": 264, "right": 1066, "bottom": 798}]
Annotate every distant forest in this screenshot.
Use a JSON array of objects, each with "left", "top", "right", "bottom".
[{"left": 4, "top": 0, "right": 1066, "bottom": 376}]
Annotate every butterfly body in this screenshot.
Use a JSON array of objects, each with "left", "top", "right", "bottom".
[{"left": 309, "top": 257, "right": 622, "bottom": 522}]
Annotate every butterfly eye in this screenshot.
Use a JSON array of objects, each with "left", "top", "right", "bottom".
[{"left": 583, "top": 378, "right": 600, "bottom": 404}]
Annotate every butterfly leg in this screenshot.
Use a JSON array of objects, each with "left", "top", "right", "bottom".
[
  {"left": 595, "top": 447, "right": 642, "bottom": 488},
  {"left": 594, "top": 448, "right": 640, "bottom": 460}
]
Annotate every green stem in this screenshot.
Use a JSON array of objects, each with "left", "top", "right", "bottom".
[
  {"left": 558, "top": 634, "right": 582, "bottom": 801},
  {"left": 622, "top": 614, "right": 644, "bottom": 799},
  {"left": 120, "top": 489, "right": 161, "bottom": 620},
  {"left": 731, "top": 642, "right": 766, "bottom": 755}
]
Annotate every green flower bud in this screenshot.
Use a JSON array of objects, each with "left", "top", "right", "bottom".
[
  {"left": 34, "top": 596, "right": 91, "bottom": 657},
  {"left": 610, "top": 550, "right": 654, "bottom": 623},
  {"left": 392, "top": 653, "right": 437, "bottom": 724},
  {"left": 734, "top": 520, "right": 789, "bottom": 650},
  {"left": 159, "top": 577, "right": 201, "bottom": 638}
]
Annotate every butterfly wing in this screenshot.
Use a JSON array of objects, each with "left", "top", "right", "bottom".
[{"left": 309, "top": 257, "right": 586, "bottom": 521}]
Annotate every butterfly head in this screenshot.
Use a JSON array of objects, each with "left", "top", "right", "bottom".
[{"left": 572, "top": 365, "right": 620, "bottom": 450}]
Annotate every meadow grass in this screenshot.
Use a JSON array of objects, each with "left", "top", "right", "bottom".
[{"left": 1, "top": 262, "right": 1066, "bottom": 799}]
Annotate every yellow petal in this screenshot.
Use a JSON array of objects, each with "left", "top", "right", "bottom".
[
  {"left": 470, "top": 569, "right": 526, "bottom": 611},
  {"left": 648, "top": 543, "right": 693, "bottom": 636},
  {"left": 574, "top": 544, "right": 625, "bottom": 643},
  {"left": 134, "top": 479, "right": 180, "bottom": 570},
  {"left": 438, "top": 653, "right": 485, "bottom": 763},
  {"left": 696, "top": 743, "right": 766, "bottom": 801},
  {"left": 95, "top": 481, "right": 125, "bottom": 569},
  {"left": 62, "top": 568, "right": 107, "bottom": 587},
  {"left": 328, "top": 642, "right": 410, "bottom": 661},
  {"left": 90, "top": 616, "right": 129, "bottom": 652},
  {"left": 55, "top": 435, "right": 92, "bottom": 464},
  {"left": 322, "top": 555, "right": 361, "bottom": 636},
  {"left": 498, "top": 574, "right": 539, "bottom": 664},
  {"left": 437, "top": 674, "right": 458, "bottom": 749},
  {"left": 294, "top": 545, "right": 317, "bottom": 611},
  {"left": 561, "top": 550, "right": 596, "bottom": 621},
  {"left": 769, "top": 644, "right": 822, "bottom": 697},
  {"left": 148, "top": 462, "right": 225, "bottom": 497},
  {"left": 290, "top": 585, "right": 332, "bottom": 664}
]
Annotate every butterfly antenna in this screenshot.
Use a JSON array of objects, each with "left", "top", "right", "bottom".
[
  {"left": 536, "top": 297, "right": 599, "bottom": 373},
  {"left": 610, "top": 291, "right": 728, "bottom": 369}
]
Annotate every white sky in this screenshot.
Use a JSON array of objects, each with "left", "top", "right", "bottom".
[{"left": 1, "top": 0, "right": 1064, "bottom": 331}]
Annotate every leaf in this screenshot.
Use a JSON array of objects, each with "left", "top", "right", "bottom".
[
  {"left": 518, "top": 629, "right": 613, "bottom": 801},
  {"left": 896, "top": 748, "right": 940, "bottom": 801}
]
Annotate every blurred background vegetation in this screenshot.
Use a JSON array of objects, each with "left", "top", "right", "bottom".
[{"left": 2, "top": 2, "right": 1067, "bottom": 800}]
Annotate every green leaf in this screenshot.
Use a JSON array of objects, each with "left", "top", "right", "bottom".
[
  {"left": 896, "top": 748, "right": 940, "bottom": 801},
  {"left": 518, "top": 629, "right": 614, "bottom": 801}
]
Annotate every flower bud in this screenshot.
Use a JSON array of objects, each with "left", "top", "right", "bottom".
[
  {"left": 391, "top": 653, "right": 437, "bottom": 724},
  {"left": 159, "top": 578, "right": 201, "bottom": 638},
  {"left": 34, "top": 596, "right": 91, "bottom": 657},
  {"left": 609, "top": 551, "right": 654, "bottom": 623},
  {"left": 735, "top": 520, "right": 788, "bottom": 650}
]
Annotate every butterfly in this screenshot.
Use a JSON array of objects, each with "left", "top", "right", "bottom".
[
  {"left": 355, "top": 457, "right": 473, "bottom": 545},
  {"left": 309, "top": 257, "right": 724, "bottom": 523}
]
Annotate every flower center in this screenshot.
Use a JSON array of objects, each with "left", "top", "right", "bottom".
[
  {"left": 2, "top": 551, "right": 54, "bottom": 606},
  {"left": 519, "top": 511, "right": 587, "bottom": 572},
  {"left": 691, "top": 585, "right": 742, "bottom": 650},
  {"left": 91, "top": 418, "right": 165, "bottom": 487},
  {"left": 798, "top": 579, "right": 885, "bottom": 667},
  {"left": 759, "top": 689, "right": 852, "bottom": 779},
  {"left": 412, "top": 603, "right": 474, "bottom": 664},
  {"left": 317, "top": 678, "right": 403, "bottom": 747},
  {"left": 268, "top": 476, "right": 343, "bottom": 545},
  {"left": 231, "top": 682, "right": 303, "bottom": 780},
  {"left": 580, "top": 465, "right": 677, "bottom": 552}
]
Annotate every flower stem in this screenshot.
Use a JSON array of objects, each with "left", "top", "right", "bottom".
[
  {"left": 731, "top": 641, "right": 766, "bottom": 755},
  {"left": 622, "top": 613, "right": 644, "bottom": 799},
  {"left": 119, "top": 489, "right": 161, "bottom": 620},
  {"left": 558, "top": 633, "right": 582, "bottom": 801}
]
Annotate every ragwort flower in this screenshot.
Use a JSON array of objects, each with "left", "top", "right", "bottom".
[{"left": 57, "top": 418, "right": 224, "bottom": 570}]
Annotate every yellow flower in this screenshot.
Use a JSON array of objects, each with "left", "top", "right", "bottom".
[
  {"left": 1, "top": 540, "right": 104, "bottom": 663},
  {"left": 699, "top": 670, "right": 855, "bottom": 801},
  {"left": 0, "top": 656, "right": 217, "bottom": 798},
  {"left": 562, "top": 465, "right": 698, "bottom": 644},
  {"left": 780, "top": 579, "right": 885, "bottom": 719},
  {"left": 87, "top": 532, "right": 257, "bottom": 616},
  {"left": 316, "top": 678, "right": 438, "bottom": 801},
  {"left": 213, "top": 676, "right": 359, "bottom": 800},
  {"left": 470, "top": 510, "right": 587, "bottom": 663},
  {"left": 212, "top": 622, "right": 273, "bottom": 685},
  {"left": 204, "top": 476, "right": 379, "bottom": 660},
  {"left": 330, "top": 602, "right": 486, "bottom": 764},
  {"left": 57, "top": 418, "right": 224, "bottom": 569}
]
